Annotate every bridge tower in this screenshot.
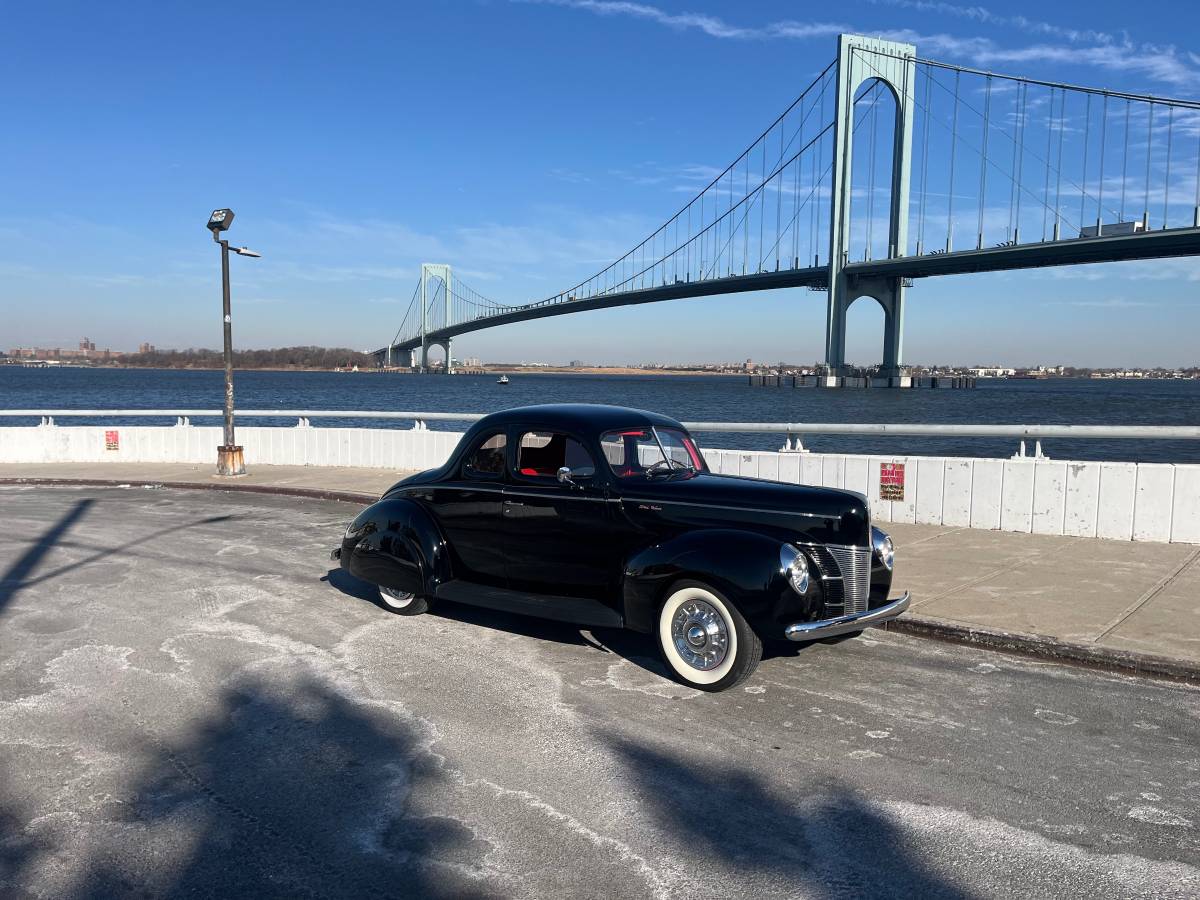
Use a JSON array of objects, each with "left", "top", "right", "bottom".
[
  {"left": 825, "top": 35, "right": 917, "bottom": 378},
  {"left": 419, "top": 263, "right": 454, "bottom": 374}
]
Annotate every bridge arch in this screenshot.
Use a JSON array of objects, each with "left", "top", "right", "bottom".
[
  {"left": 843, "top": 287, "right": 901, "bottom": 370},
  {"left": 849, "top": 77, "right": 900, "bottom": 264}
]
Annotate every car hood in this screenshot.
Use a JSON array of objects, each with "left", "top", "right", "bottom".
[{"left": 618, "top": 472, "right": 871, "bottom": 545}]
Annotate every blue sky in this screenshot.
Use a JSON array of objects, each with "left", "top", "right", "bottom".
[{"left": 2, "top": 0, "right": 1199, "bottom": 366}]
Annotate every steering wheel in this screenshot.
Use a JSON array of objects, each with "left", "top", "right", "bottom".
[{"left": 644, "top": 458, "right": 682, "bottom": 477}]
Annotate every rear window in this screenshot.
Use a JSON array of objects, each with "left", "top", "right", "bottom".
[{"left": 464, "top": 432, "right": 507, "bottom": 477}]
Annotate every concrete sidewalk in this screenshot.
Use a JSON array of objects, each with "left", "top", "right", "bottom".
[{"left": 2, "top": 461, "right": 1198, "bottom": 679}]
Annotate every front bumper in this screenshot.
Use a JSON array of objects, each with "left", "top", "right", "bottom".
[{"left": 783, "top": 592, "right": 911, "bottom": 642}]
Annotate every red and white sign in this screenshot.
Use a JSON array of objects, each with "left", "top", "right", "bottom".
[
  {"left": 879, "top": 462, "right": 905, "bottom": 501},
  {"left": 104, "top": 430, "right": 120, "bottom": 451}
]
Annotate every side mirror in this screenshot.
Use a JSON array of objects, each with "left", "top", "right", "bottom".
[{"left": 557, "top": 466, "right": 575, "bottom": 486}]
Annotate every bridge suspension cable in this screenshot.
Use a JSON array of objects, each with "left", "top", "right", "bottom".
[
  {"left": 856, "top": 50, "right": 1200, "bottom": 255},
  {"left": 377, "top": 34, "right": 1200, "bottom": 366}
]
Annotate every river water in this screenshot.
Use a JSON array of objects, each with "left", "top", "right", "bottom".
[{"left": 2, "top": 366, "right": 1198, "bottom": 463}]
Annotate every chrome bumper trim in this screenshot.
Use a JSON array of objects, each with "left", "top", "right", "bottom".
[{"left": 784, "top": 592, "right": 911, "bottom": 642}]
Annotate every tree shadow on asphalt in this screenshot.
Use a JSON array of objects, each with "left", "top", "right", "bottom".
[
  {"left": 0, "top": 498, "right": 94, "bottom": 616},
  {"left": 3, "top": 673, "right": 499, "bottom": 900},
  {"left": 0, "top": 789, "right": 44, "bottom": 900},
  {"left": 606, "top": 735, "right": 969, "bottom": 899},
  {"left": 0, "top": 497, "right": 236, "bottom": 617}
]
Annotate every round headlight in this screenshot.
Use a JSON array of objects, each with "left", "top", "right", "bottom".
[
  {"left": 872, "top": 527, "right": 894, "bottom": 571},
  {"left": 780, "top": 545, "right": 811, "bottom": 594}
]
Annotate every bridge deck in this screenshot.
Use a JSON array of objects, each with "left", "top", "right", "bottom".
[{"left": 378, "top": 228, "right": 1200, "bottom": 357}]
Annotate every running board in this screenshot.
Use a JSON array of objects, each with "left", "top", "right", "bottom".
[{"left": 435, "top": 581, "right": 624, "bottom": 629}]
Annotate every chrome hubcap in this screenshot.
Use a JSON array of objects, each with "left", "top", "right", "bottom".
[
  {"left": 380, "top": 586, "right": 414, "bottom": 608},
  {"left": 671, "top": 599, "right": 729, "bottom": 671}
]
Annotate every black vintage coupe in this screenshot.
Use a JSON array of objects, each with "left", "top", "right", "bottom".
[{"left": 333, "top": 404, "right": 909, "bottom": 691}]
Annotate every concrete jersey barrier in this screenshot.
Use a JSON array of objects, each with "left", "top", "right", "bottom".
[{"left": 0, "top": 422, "right": 1196, "bottom": 544}]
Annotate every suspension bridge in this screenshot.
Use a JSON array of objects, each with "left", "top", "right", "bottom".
[{"left": 377, "top": 34, "right": 1200, "bottom": 376}]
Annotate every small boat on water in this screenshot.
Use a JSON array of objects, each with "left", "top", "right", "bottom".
[{"left": 497, "top": 375, "right": 510, "bottom": 385}]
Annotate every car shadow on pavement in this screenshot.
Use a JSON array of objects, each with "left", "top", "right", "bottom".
[
  {"left": 606, "top": 735, "right": 969, "bottom": 899},
  {"left": 2, "top": 673, "right": 498, "bottom": 900},
  {"left": 321, "top": 567, "right": 677, "bottom": 679}
]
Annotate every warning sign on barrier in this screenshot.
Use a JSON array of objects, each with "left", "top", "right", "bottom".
[
  {"left": 105, "top": 430, "right": 119, "bottom": 451},
  {"left": 880, "top": 462, "right": 905, "bottom": 501}
]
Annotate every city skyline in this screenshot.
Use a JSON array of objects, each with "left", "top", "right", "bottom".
[{"left": 3, "top": 0, "right": 1199, "bottom": 366}]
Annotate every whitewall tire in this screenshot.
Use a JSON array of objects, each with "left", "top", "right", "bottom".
[
  {"left": 378, "top": 586, "right": 430, "bottom": 616},
  {"left": 657, "top": 580, "right": 762, "bottom": 691}
]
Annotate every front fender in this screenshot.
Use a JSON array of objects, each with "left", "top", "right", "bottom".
[
  {"left": 340, "top": 498, "right": 449, "bottom": 596},
  {"left": 621, "top": 529, "right": 824, "bottom": 638}
]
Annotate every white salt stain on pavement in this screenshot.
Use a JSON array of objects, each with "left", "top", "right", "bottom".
[
  {"left": 581, "top": 659, "right": 702, "bottom": 701},
  {"left": 1127, "top": 806, "right": 1193, "bottom": 828},
  {"left": 1035, "top": 708, "right": 1079, "bottom": 726}
]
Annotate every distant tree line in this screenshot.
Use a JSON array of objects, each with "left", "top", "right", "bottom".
[{"left": 117, "top": 347, "right": 377, "bottom": 370}]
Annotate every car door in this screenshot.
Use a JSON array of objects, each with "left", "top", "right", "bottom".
[
  {"left": 503, "top": 429, "right": 617, "bottom": 603},
  {"left": 424, "top": 429, "right": 508, "bottom": 589}
]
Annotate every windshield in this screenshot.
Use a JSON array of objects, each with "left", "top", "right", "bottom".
[{"left": 600, "top": 427, "right": 705, "bottom": 479}]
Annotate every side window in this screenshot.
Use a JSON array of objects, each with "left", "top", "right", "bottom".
[
  {"left": 464, "top": 433, "right": 507, "bottom": 478},
  {"left": 517, "top": 431, "right": 595, "bottom": 479}
]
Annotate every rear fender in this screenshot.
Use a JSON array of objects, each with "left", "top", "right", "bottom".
[
  {"left": 622, "top": 529, "right": 815, "bottom": 637},
  {"left": 341, "top": 498, "right": 449, "bottom": 596}
]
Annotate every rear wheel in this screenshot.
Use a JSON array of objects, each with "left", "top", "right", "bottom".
[
  {"left": 377, "top": 586, "right": 430, "bottom": 616},
  {"left": 657, "top": 580, "right": 762, "bottom": 692}
]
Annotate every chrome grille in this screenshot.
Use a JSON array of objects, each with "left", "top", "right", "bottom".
[
  {"left": 805, "top": 546, "right": 845, "bottom": 610},
  {"left": 827, "top": 546, "right": 872, "bottom": 615}
]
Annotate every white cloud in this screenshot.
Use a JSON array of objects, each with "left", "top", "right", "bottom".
[
  {"left": 517, "top": 0, "right": 1200, "bottom": 91},
  {"left": 869, "top": 0, "right": 1116, "bottom": 46},
  {"left": 515, "top": 1, "right": 847, "bottom": 41},
  {"left": 1062, "top": 297, "right": 1157, "bottom": 308}
]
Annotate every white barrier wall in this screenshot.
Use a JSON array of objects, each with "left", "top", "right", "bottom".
[
  {"left": 701, "top": 448, "right": 1200, "bottom": 544},
  {"left": 0, "top": 423, "right": 464, "bottom": 472},
  {"left": 1, "top": 424, "right": 1197, "bottom": 544}
]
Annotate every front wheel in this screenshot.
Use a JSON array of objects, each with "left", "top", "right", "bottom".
[
  {"left": 657, "top": 580, "right": 762, "bottom": 691},
  {"left": 377, "top": 585, "right": 430, "bottom": 616}
]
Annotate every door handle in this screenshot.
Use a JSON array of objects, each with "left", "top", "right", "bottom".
[{"left": 504, "top": 500, "right": 525, "bottom": 506}]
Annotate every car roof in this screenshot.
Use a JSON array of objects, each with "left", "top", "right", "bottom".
[{"left": 473, "top": 403, "right": 686, "bottom": 434}]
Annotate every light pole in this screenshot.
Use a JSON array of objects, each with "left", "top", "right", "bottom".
[{"left": 206, "top": 208, "right": 261, "bottom": 476}]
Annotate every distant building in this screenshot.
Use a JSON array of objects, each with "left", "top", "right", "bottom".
[
  {"left": 139, "top": 342, "right": 155, "bottom": 354},
  {"left": 970, "top": 367, "right": 1016, "bottom": 378}
]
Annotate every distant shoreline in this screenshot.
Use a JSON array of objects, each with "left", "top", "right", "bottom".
[
  {"left": 6, "top": 363, "right": 1196, "bottom": 380},
  {"left": 486, "top": 366, "right": 738, "bottom": 376}
]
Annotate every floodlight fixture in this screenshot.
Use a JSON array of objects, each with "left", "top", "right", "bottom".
[{"left": 207, "top": 208, "right": 235, "bottom": 232}]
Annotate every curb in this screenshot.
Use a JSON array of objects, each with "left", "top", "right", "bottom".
[
  {"left": 880, "top": 615, "right": 1200, "bottom": 686},
  {"left": 5, "top": 476, "right": 1198, "bottom": 687},
  {"left": 0, "top": 476, "right": 377, "bottom": 506}
]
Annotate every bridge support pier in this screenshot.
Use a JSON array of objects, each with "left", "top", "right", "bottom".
[
  {"left": 420, "top": 339, "right": 453, "bottom": 374},
  {"left": 825, "top": 275, "right": 907, "bottom": 378}
]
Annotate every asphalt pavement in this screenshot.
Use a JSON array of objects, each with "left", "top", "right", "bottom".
[{"left": 1, "top": 485, "right": 1197, "bottom": 899}]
